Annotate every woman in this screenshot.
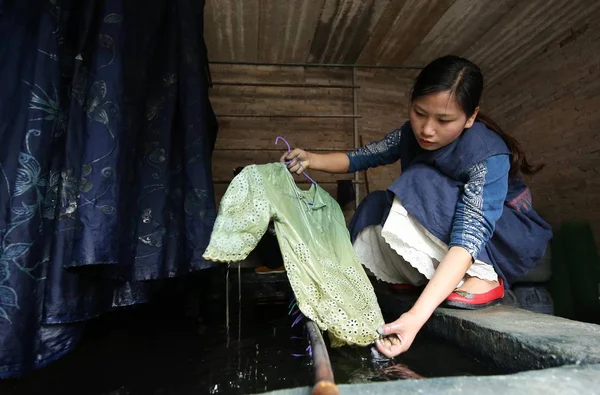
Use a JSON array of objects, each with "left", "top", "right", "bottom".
[{"left": 280, "top": 55, "right": 553, "bottom": 358}]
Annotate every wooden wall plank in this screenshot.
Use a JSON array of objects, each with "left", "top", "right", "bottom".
[
  {"left": 210, "top": 64, "right": 351, "bottom": 84},
  {"left": 210, "top": 65, "right": 356, "bottom": 193},
  {"left": 210, "top": 86, "right": 353, "bottom": 115},
  {"left": 209, "top": 64, "right": 415, "bottom": 217},
  {"left": 214, "top": 118, "right": 354, "bottom": 150}
]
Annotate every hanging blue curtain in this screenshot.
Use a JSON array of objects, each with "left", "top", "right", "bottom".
[{"left": 0, "top": 0, "right": 218, "bottom": 377}]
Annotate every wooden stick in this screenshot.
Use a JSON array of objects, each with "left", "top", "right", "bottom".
[
  {"left": 305, "top": 321, "right": 339, "bottom": 395},
  {"left": 216, "top": 114, "right": 361, "bottom": 119},
  {"left": 212, "top": 81, "right": 360, "bottom": 89}
]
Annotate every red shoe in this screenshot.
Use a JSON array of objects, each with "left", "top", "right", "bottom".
[{"left": 443, "top": 278, "right": 505, "bottom": 310}]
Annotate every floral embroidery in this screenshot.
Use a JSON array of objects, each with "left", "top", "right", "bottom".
[
  {"left": 0, "top": 0, "right": 218, "bottom": 377},
  {"left": 0, "top": 130, "right": 49, "bottom": 323},
  {"left": 458, "top": 162, "right": 487, "bottom": 258},
  {"left": 26, "top": 82, "right": 67, "bottom": 137},
  {"left": 348, "top": 128, "right": 402, "bottom": 159}
]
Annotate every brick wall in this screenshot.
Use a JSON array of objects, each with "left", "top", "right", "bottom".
[
  {"left": 483, "top": 9, "right": 600, "bottom": 245},
  {"left": 209, "top": 65, "right": 416, "bottom": 220}
]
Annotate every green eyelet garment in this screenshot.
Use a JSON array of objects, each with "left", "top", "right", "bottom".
[{"left": 203, "top": 163, "right": 385, "bottom": 347}]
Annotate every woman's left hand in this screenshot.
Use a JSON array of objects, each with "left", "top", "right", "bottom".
[
  {"left": 374, "top": 247, "right": 474, "bottom": 358},
  {"left": 375, "top": 311, "right": 425, "bottom": 358}
]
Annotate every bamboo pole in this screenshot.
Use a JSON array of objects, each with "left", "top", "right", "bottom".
[{"left": 305, "top": 321, "right": 339, "bottom": 395}]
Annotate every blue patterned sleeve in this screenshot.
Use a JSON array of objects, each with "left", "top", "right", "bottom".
[
  {"left": 346, "top": 123, "right": 409, "bottom": 173},
  {"left": 449, "top": 154, "right": 510, "bottom": 259}
]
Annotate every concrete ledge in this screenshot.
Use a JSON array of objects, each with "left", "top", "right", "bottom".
[
  {"left": 259, "top": 364, "right": 600, "bottom": 395},
  {"left": 376, "top": 287, "right": 600, "bottom": 373},
  {"left": 255, "top": 283, "right": 600, "bottom": 395}
]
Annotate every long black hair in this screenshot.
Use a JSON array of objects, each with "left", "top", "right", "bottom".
[{"left": 410, "top": 55, "right": 544, "bottom": 176}]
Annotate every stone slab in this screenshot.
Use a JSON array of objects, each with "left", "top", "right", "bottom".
[
  {"left": 375, "top": 287, "right": 600, "bottom": 373},
  {"left": 258, "top": 364, "right": 600, "bottom": 395}
]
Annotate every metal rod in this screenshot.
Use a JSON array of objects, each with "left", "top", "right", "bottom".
[
  {"left": 212, "top": 81, "right": 360, "bottom": 89},
  {"left": 359, "top": 135, "right": 371, "bottom": 195},
  {"left": 214, "top": 147, "right": 350, "bottom": 152},
  {"left": 352, "top": 67, "right": 360, "bottom": 210},
  {"left": 216, "top": 114, "right": 361, "bottom": 119},
  {"left": 210, "top": 60, "right": 422, "bottom": 70},
  {"left": 305, "top": 320, "right": 339, "bottom": 395}
]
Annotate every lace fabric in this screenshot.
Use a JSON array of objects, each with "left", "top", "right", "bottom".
[
  {"left": 355, "top": 197, "right": 498, "bottom": 286},
  {"left": 203, "top": 163, "right": 385, "bottom": 347}
]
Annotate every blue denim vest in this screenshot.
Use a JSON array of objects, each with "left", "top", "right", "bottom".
[{"left": 351, "top": 122, "right": 552, "bottom": 287}]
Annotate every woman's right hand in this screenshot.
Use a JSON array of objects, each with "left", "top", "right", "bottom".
[{"left": 280, "top": 148, "right": 311, "bottom": 175}]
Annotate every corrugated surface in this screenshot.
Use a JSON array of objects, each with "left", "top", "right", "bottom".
[
  {"left": 205, "top": 0, "right": 260, "bottom": 61},
  {"left": 402, "top": 0, "right": 520, "bottom": 66},
  {"left": 257, "top": 0, "right": 326, "bottom": 63},
  {"left": 464, "top": 0, "right": 600, "bottom": 86},
  {"left": 308, "top": 0, "right": 390, "bottom": 64},
  {"left": 205, "top": 0, "right": 598, "bottom": 74},
  {"left": 357, "top": 0, "right": 455, "bottom": 65}
]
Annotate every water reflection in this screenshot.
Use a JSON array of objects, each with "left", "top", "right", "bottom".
[{"left": 0, "top": 270, "right": 499, "bottom": 395}]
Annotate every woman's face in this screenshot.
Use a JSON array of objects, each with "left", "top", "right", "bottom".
[{"left": 409, "top": 90, "right": 478, "bottom": 151}]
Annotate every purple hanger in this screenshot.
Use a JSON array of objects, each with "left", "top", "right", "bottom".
[
  {"left": 275, "top": 136, "right": 318, "bottom": 185},
  {"left": 275, "top": 136, "right": 316, "bottom": 206}
]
